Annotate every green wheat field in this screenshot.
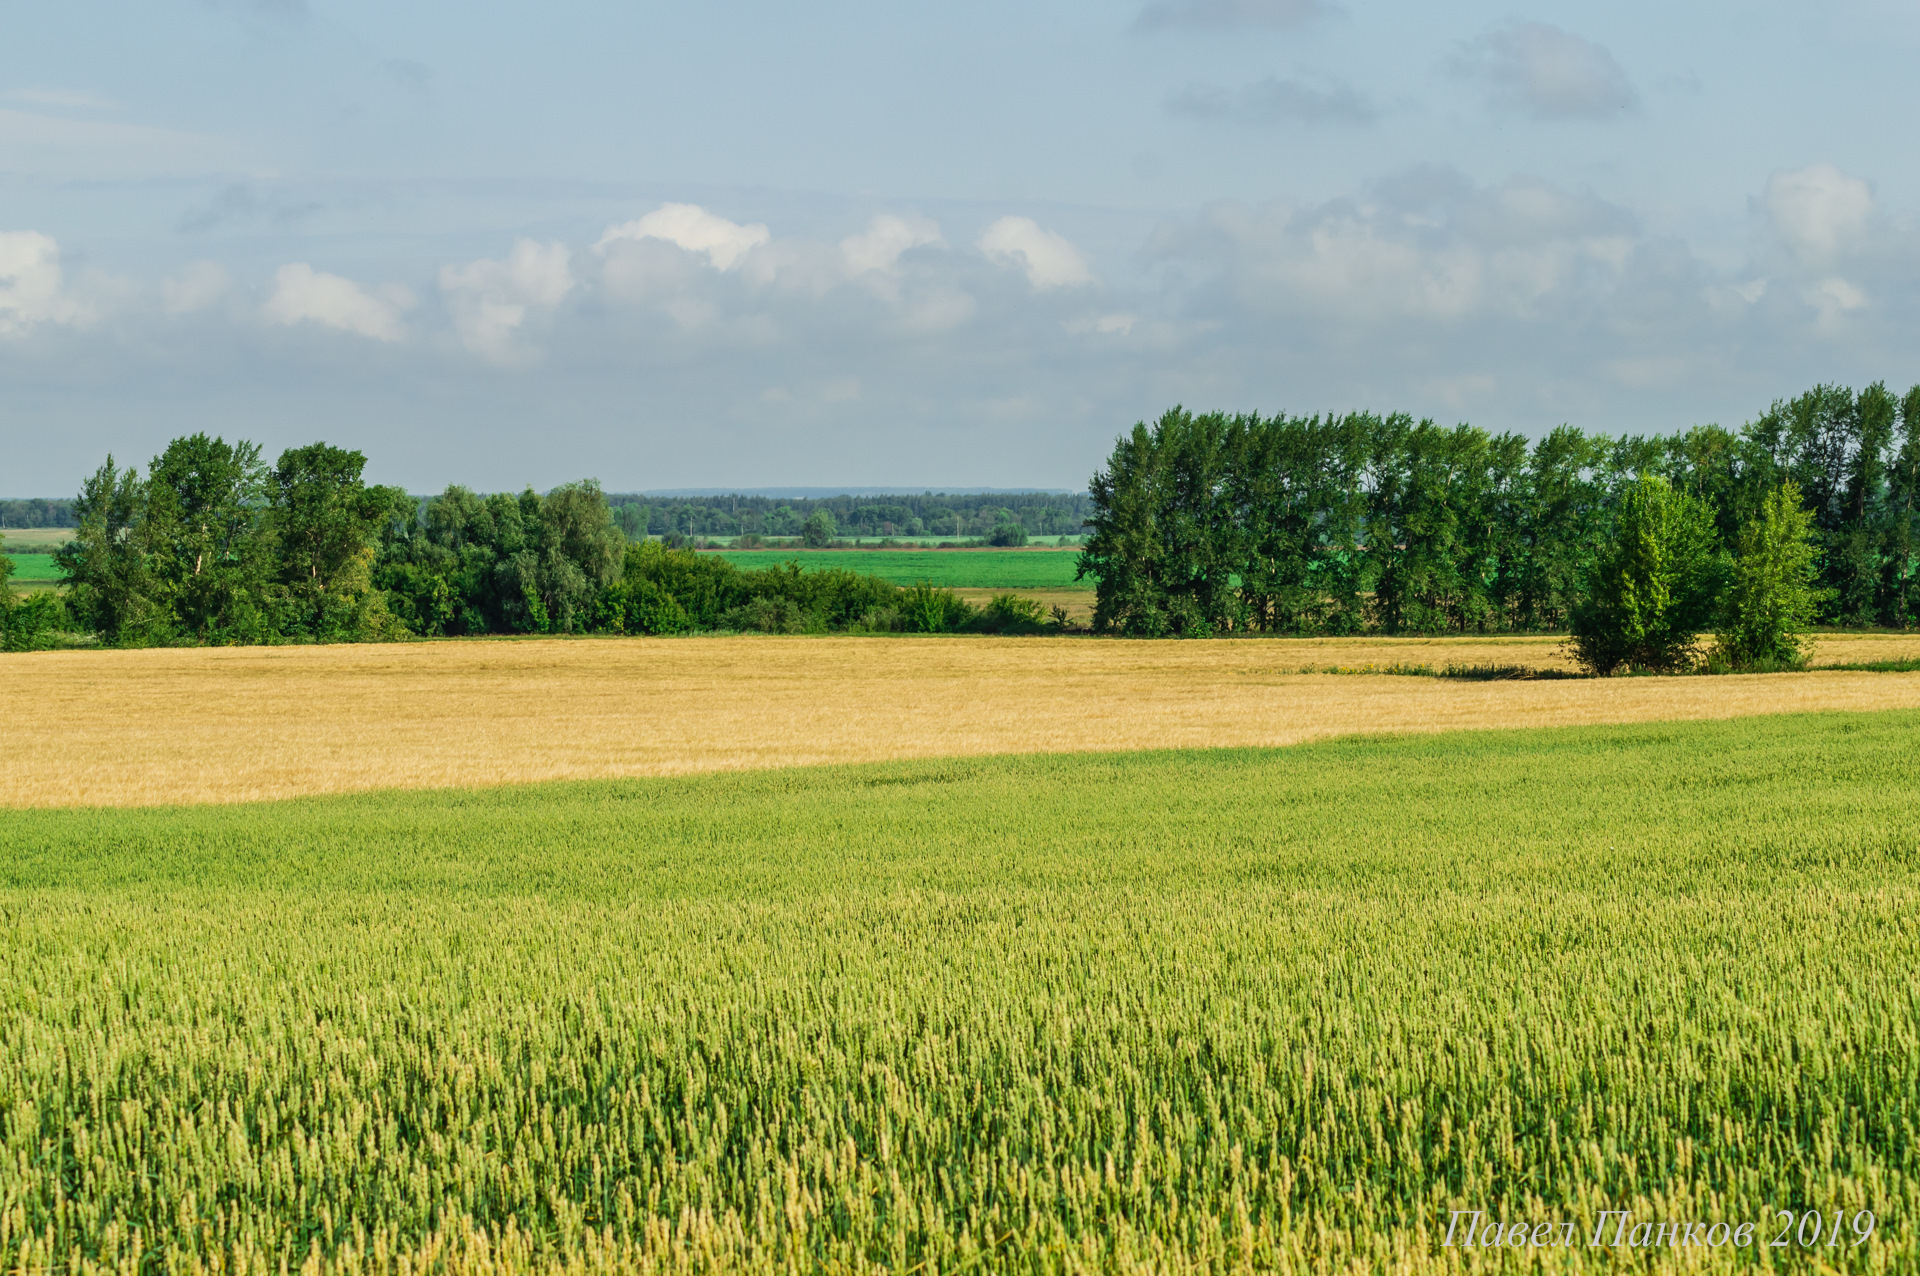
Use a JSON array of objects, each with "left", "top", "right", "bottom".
[
  {"left": 3, "top": 711, "right": 1917, "bottom": 1272},
  {"left": 710, "top": 548, "right": 1086, "bottom": 590}
]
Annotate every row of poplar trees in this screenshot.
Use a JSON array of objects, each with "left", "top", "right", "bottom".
[{"left": 1078, "top": 383, "right": 1920, "bottom": 660}]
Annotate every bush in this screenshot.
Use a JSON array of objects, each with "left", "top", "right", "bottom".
[
  {"left": 899, "top": 584, "right": 977, "bottom": 633},
  {"left": 720, "top": 596, "right": 814, "bottom": 634},
  {"left": 1713, "top": 481, "right": 1821, "bottom": 671},
  {"left": 1568, "top": 475, "right": 1719, "bottom": 675},
  {"left": 973, "top": 593, "right": 1049, "bottom": 634},
  {"left": 0, "top": 591, "right": 68, "bottom": 652}
]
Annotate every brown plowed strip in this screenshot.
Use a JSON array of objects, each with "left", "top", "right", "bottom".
[{"left": 7, "top": 633, "right": 1920, "bottom": 808}]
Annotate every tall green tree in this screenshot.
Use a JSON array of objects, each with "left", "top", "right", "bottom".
[
  {"left": 1883, "top": 386, "right": 1920, "bottom": 626},
  {"left": 1568, "top": 474, "right": 1720, "bottom": 675},
  {"left": 145, "top": 434, "right": 273, "bottom": 642},
  {"left": 56, "top": 457, "right": 170, "bottom": 645},
  {"left": 801, "top": 509, "right": 838, "bottom": 548},
  {"left": 268, "top": 443, "right": 397, "bottom": 640},
  {"left": 1715, "top": 481, "right": 1822, "bottom": 670}
]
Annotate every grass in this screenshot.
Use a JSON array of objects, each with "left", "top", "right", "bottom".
[
  {"left": 712, "top": 547, "right": 1089, "bottom": 589},
  {"left": 2, "top": 711, "right": 1918, "bottom": 1272},
  {"left": 12, "top": 634, "right": 1920, "bottom": 808},
  {"left": 0, "top": 528, "right": 72, "bottom": 551},
  {"left": 1, "top": 552, "right": 61, "bottom": 582}
]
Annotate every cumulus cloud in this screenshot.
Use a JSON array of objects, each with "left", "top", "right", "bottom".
[
  {"left": 596, "top": 204, "right": 770, "bottom": 271},
  {"left": 1451, "top": 21, "right": 1637, "bottom": 120},
  {"left": 840, "top": 215, "right": 944, "bottom": 274},
  {"left": 978, "top": 217, "right": 1094, "bottom": 289},
  {"left": 1168, "top": 77, "right": 1376, "bottom": 125},
  {"left": 1136, "top": 0, "right": 1335, "bottom": 30},
  {"left": 439, "top": 238, "right": 574, "bottom": 363},
  {"left": 0, "top": 230, "right": 89, "bottom": 336},
  {"left": 1806, "top": 277, "right": 1867, "bottom": 330},
  {"left": 1147, "top": 169, "right": 1649, "bottom": 325},
  {"left": 1760, "top": 164, "right": 1874, "bottom": 258},
  {"left": 261, "top": 264, "right": 410, "bottom": 341}
]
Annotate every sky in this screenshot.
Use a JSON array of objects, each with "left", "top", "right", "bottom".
[{"left": 3, "top": 0, "right": 1919, "bottom": 495}]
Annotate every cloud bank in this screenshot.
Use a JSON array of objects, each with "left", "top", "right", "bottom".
[{"left": 5, "top": 164, "right": 1919, "bottom": 492}]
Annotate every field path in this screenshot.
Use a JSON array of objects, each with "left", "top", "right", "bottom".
[{"left": 8, "top": 633, "right": 1920, "bottom": 807}]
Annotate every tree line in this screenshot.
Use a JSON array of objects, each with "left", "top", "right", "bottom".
[
  {"left": 611, "top": 491, "right": 1089, "bottom": 540},
  {"left": 1078, "top": 384, "right": 1919, "bottom": 667},
  {"left": 0, "top": 498, "right": 75, "bottom": 529},
  {"left": 4, "top": 435, "right": 1053, "bottom": 649}
]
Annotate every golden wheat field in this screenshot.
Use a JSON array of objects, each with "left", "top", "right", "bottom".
[{"left": 7, "top": 631, "right": 1920, "bottom": 808}]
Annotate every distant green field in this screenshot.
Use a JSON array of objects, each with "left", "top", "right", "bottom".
[
  {"left": 713, "top": 548, "right": 1087, "bottom": 589},
  {"left": 2, "top": 552, "right": 60, "bottom": 582},
  {"left": 4, "top": 711, "right": 1918, "bottom": 1271}
]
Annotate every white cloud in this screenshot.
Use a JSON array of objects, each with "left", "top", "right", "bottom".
[
  {"left": 1151, "top": 174, "right": 1639, "bottom": 322},
  {"left": 1136, "top": 0, "right": 1334, "bottom": 30},
  {"left": 162, "top": 261, "right": 233, "bottom": 315},
  {"left": 1806, "top": 276, "right": 1867, "bottom": 329},
  {"left": 439, "top": 238, "right": 574, "bottom": 363},
  {"left": 840, "top": 215, "right": 944, "bottom": 275},
  {"left": 0, "top": 230, "right": 89, "bottom": 336},
  {"left": 261, "top": 264, "right": 410, "bottom": 341},
  {"left": 596, "top": 204, "right": 769, "bottom": 271},
  {"left": 978, "top": 217, "right": 1094, "bottom": 289},
  {"left": 1452, "top": 21, "right": 1637, "bottom": 120},
  {"left": 1761, "top": 164, "right": 1874, "bottom": 258}
]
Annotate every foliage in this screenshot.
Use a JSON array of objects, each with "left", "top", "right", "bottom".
[
  {"left": 1713, "top": 481, "right": 1823, "bottom": 670},
  {"left": 4, "top": 712, "right": 1920, "bottom": 1270},
  {"left": 0, "top": 497, "right": 76, "bottom": 528},
  {"left": 1084, "top": 385, "right": 1920, "bottom": 639},
  {"left": 974, "top": 591, "right": 1049, "bottom": 633},
  {"left": 1567, "top": 474, "right": 1721, "bottom": 675},
  {"left": 800, "top": 508, "right": 838, "bottom": 548},
  {"left": 608, "top": 490, "right": 1092, "bottom": 540},
  {"left": 985, "top": 518, "right": 1029, "bottom": 546}
]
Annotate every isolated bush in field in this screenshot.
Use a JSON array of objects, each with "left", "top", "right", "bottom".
[
  {"left": 802, "top": 510, "right": 837, "bottom": 548},
  {"left": 1569, "top": 474, "right": 1719, "bottom": 675},
  {"left": 969, "top": 592, "right": 1049, "bottom": 634},
  {"left": 987, "top": 520, "right": 1028, "bottom": 547},
  {"left": 1714, "top": 480, "right": 1822, "bottom": 670},
  {"left": 899, "top": 583, "right": 976, "bottom": 632}
]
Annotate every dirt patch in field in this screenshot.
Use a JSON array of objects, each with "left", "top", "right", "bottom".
[{"left": 7, "top": 633, "right": 1920, "bottom": 807}]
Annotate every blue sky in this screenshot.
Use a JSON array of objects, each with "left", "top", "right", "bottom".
[{"left": 3, "top": 0, "right": 1918, "bottom": 493}]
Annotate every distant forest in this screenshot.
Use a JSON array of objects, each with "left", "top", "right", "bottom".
[
  {"left": 0, "top": 499, "right": 74, "bottom": 529},
  {"left": 608, "top": 493, "right": 1090, "bottom": 539},
  {"left": 3, "top": 492, "right": 1094, "bottom": 538}
]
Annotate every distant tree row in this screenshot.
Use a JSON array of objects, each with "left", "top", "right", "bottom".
[
  {"left": 19, "top": 438, "right": 1056, "bottom": 648},
  {"left": 0, "top": 498, "right": 75, "bottom": 529},
  {"left": 1079, "top": 385, "right": 1919, "bottom": 664},
  {"left": 608, "top": 492, "right": 1089, "bottom": 540}
]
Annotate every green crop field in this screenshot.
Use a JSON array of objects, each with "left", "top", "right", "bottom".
[
  {"left": 712, "top": 547, "right": 1087, "bottom": 589},
  {"left": 1, "top": 552, "right": 60, "bottom": 582},
  {"left": 2, "top": 710, "right": 1916, "bottom": 1272}
]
